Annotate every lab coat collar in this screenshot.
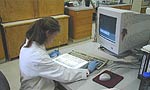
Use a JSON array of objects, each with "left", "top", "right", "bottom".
[{"left": 25, "top": 38, "right": 46, "bottom": 50}]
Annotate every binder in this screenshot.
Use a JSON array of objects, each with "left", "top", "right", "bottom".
[{"left": 138, "top": 52, "right": 150, "bottom": 79}]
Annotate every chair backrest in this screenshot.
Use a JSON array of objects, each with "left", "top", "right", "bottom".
[{"left": 0, "top": 71, "right": 10, "bottom": 90}]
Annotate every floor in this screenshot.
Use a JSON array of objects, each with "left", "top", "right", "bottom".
[{"left": 0, "top": 23, "right": 97, "bottom": 90}]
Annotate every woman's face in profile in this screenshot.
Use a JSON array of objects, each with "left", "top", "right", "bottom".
[{"left": 45, "top": 31, "right": 59, "bottom": 45}]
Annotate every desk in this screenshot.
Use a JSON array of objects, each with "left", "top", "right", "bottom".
[
  {"left": 98, "top": 4, "right": 132, "bottom": 10},
  {"left": 59, "top": 40, "right": 141, "bottom": 90},
  {"left": 61, "top": 67, "right": 140, "bottom": 90}
]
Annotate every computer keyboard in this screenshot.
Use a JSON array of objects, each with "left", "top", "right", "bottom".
[
  {"left": 52, "top": 53, "right": 88, "bottom": 69},
  {"left": 52, "top": 50, "right": 108, "bottom": 70},
  {"left": 69, "top": 50, "right": 108, "bottom": 70}
]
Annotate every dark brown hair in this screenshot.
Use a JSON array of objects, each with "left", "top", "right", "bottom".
[{"left": 24, "top": 17, "right": 60, "bottom": 47}]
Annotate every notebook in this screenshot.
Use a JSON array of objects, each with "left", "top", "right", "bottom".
[
  {"left": 69, "top": 51, "right": 108, "bottom": 70},
  {"left": 52, "top": 53, "right": 88, "bottom": 69},
  {"left": 52, "top": 51, "right": 108, "bottom": 70}
]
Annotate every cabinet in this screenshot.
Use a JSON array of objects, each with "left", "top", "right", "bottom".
[
  {"left": 2, "top": 15, "right": 69, "bottom": 60},
  {"left": 112, "top": 5, "right": 132, "bottom": 10},
  {"left": 45, "top": 15, "right": 69, "bottom": 49},
  {"left": 3, "top": 23, "right": 30, "bottom": 60},
  {"left": 65, "top": 7, "right": 93, "bottom": 41},
  {"left": 37, "top": 0, "right": 64, "bottom": 18},
  {"left": 0, "top": 0, "right": 64, "bottom": 22},
  {"left": 112, "top": 4, "right": 147, "bottom": 13},
  {"left": 0, "top": 0, "right": 35, "bottom": 22}
]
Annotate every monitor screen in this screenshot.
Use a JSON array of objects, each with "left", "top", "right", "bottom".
[{"left": 99, "top": 14, "right": 117, "bottom": 43}]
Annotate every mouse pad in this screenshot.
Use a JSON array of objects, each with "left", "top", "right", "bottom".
[{"left": 93, "top": 70, "right": 124, "bottom": 88}]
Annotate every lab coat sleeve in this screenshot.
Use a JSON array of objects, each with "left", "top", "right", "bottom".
[{"left": 34, "top": 54, "right": 89, "bottom": 83}]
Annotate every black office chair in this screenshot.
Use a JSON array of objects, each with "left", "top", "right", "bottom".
[{"left": 0, "top": 71, "right": 10, "bottom": 90}]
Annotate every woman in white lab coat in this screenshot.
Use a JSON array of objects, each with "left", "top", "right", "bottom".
[{"left": 19, "top": 17, "right": 98, "bottom": 90}]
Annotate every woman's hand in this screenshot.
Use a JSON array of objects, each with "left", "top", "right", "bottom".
[{"left": 87, "top": 60, "right": 99, "bottom": 73}]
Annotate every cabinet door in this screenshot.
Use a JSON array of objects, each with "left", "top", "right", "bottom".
[
  {"left": 4, "top": 24, "right": 30, "bottom": 60},
  {"left": 38, "top": 0, "right": 64, "bottom": 17},
  {"left": 45, "top": 16, "right": 69, "bottom": 49},
  {"left": 3, "top": 15, "right": 69, "bottom": 60},
  {"left": 68, "top": 9, "right": 93, "bottom": 40},
  {"left": 0, "top": 0, "right": 35, "bottom": 22}
]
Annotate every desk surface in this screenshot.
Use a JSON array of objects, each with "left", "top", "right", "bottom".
[
  {"left": 65, "top": 6, "right": 93, "bottom": 11},
  {"left": 59, "top": 40, "right": 141, "bottom": 90},
  {"left": 62, "top": 67, "right": 140, "bottom": 90}
]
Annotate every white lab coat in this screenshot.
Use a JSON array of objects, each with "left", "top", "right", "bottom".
[{"left": 19, "top": 39, "right": 89, "bottom": 90}]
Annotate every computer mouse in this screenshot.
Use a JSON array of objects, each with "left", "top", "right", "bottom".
[{"left": 99, "top": 73, "right": 111, "bottom": 81}]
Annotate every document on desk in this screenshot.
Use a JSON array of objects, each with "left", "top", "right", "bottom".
[{"left": 52, "top": 53, "right": 89, "bottom": 69}]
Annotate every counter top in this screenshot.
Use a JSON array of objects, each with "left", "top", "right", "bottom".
[
  {"left": 99, "top": 3, "right": 132, "bottom": 7},
  {"left": 65, "top": 6, "right": 93, "bottom": 11},
  {"left": 65, "top": 3, "right": 131, "bottom": 11},
  {"left": 141, "top": 5, "right": 149, "bottom": 8}
]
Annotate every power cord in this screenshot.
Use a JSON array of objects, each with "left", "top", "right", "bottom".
[{"left": 106, "top": 60, "right": 140, "bottom": 71}]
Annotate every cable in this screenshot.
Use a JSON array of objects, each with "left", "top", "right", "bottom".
[{"left": 104, "top": 60, "right": 140, "bottom": 72}]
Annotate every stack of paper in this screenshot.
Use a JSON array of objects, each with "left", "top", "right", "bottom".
[{"left": 141, "top": 45, "right": 150, "bottom": 53}]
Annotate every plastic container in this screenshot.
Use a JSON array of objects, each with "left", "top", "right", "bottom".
[{"left": 139, "top": 72, "right": 150, "bottom": 90}]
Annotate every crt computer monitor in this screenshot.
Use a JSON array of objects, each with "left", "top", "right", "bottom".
[{"left": 97, "top": 7, "right": 150, "bottom": 55}]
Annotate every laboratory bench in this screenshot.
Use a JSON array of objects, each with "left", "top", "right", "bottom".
[
  {"left": 98, "top": 3, "right": 132, "bottom": 10},
  {"left": 64, "top": 4, "right": 131, "bottom": 42},
  {"left": 0, "top": 0, "right": 64, "bottom": 23},
  {"left": 111, "top": 4, "right": 132, "bottom": 10},
  {"left": 1, "top": 15, "right": 69, "bottom": 60},
  {"left": 98, "top": 3, "right": 149, "bottom": 13},
  {"left": 0, "top": 0, "right": 66, "bottom": 61}
]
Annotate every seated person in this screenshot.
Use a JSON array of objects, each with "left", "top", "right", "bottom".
[{"left": 19, "top": 17, "right": 98, "bottom": 90}]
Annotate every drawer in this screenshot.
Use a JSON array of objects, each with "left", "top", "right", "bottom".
[
  {"left": 73, "top": 30, "right": 91, "bottom": 39},
  {"left": 73, "top": 24, "right": 92, "bottom": 33},
  {"left": 73, "top": 17, "right": 92, "bottom": 26}
]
